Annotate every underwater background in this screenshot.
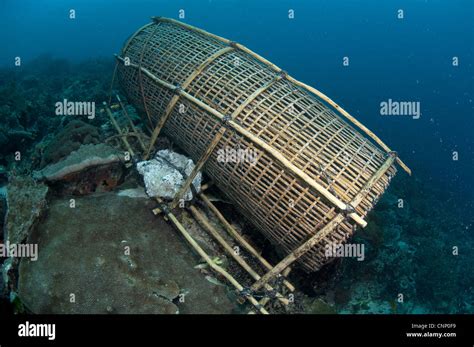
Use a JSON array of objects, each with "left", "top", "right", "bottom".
[{"left": 0, "top": 0, "right": 473, "bottom": 314}]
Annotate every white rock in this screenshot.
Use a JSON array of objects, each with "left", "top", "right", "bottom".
[{"left": 136, "top": 150, "right": 201, "bottom": 201}]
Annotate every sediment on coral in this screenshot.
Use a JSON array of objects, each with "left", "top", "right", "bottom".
[
  {"left": 1, "top": 175, "right": 48, "bottom": 300},
  {"left": 0, "top": 56, "right": 114, "bottom": 169},
  {"left": 38, "top": 120, "right": 101, "bottom": 168},
  {"left": 33, "top": 143, "right": 123, "bottom": 182},
  {"left": 3, "top": 175, "right": 48, "bottom": 245},
  {"left": 18, "top": 192, "right": 239, "bottom": 314}
]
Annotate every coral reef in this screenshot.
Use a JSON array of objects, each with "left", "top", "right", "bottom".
[
  {"left": 33, "top": 143, "right": 122, "bottom": 182},
  {"left": 310, "top": 174, "right": 474, "bottom": 314},
  {"left": 39, "top": 120, "right": 101, "bottom": 168},
  {"left": 33, "top": 143, "right": 125, "bottom": 196},
  {"left": 17, "top": 192, "right": 238, "bottom": 314},
  {"left": 0, "top": 56, "right": 113, "bottom": 168},
  {"left": 1, "top": 175, "right": 48, "bottom": 301},
  {"left": 3, "top": 175, "right": 48, "bottom": 245}
]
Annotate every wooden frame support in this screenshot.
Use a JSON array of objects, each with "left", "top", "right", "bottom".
[
  {"left": 169, "top": 127, "right": 227, "bottom": 209},
  {"left": 105, "top": 92, "right": 295, "bottom": 313},
  {"left": 250, "top": 154, "right": 396, "bottom": 291},
  {"left": 103, "top": 101, "right": 135, "bottom": 157},
  {"left": 169, "top": 69, "right": 282, "bottom": 209},
  {"left": 189, "top": 205, "right": 290, "bottom": 305},
  {"left": 199, "top": 193, "right": 295, "bottom": 293},
  {"left": 144, "top": 46, "right": 235, "bottom": 160},
  {"left": 150, "top": 16, "right": 411, "bottom": 176},
  {"left": 115, "top": 54, "right": 367, "bottom": 227},
  {"left": 154, "top": 198, "right": 269, "bottom": 314},
  {"left": 116, "top": 94, "right": 147, "bottom": 152}
]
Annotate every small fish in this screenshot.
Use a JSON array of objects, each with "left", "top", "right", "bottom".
[
  {"left": 205, "top": 275, "right": 225, "bottom": 286},
  {"left": 205, "top": 193, "right": 231, "bottom": 204},
  {"left": 194, "top": 257, "right": 223, "bottom": 269},
  {"left": 212, "top": 257, "right": 224, "bottom": 265}
]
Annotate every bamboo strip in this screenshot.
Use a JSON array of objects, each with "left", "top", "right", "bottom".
[
  {"left": 108, "top": 61, "right": 118, "bottom": 105},
  {"left": 149, "top": 17, "right": 411, "bottom": 175},
  {"left": 189, "top": 205, "right": 290, "bottom": 305},
  {"left": 152, "top": 17, "right": 231, "bottom": 45},
  {"left": 103, "top": 102, "right": 135, "bottom": 157},
  {"left": 287, "top": 77, "right": 411, "bottom": 175},
  {"left": 251, "top": 155, "right": 396, "bottom": 291},
  {"left": 116, "top": 95, "right": 147, "bottom": 152},
  {"left": 168, "top": 57, "right": 276, "bottom": 207},
  {"left": 161, "top": 203, "right": 269, "bottom": 314},
  {"left": 200, "top": 193, "right": 295, "bottom": 292},
  {"left": 115, "top": 54, "right": 367, "bottom": 227},
  {"left": 121, "top": 22, "right": 155, "bottom": 55},
  {"left": 137, "top": 24, "right": 160, "bottom": 129},
  {"left": 144, "top": 46, "right": 234, "bottom": 160},
  {"left": 169, "top": 127, "right": 227, "bottom": 209},
  {"left": 229, "top": 75, "right": 282, "bottom": 119}
]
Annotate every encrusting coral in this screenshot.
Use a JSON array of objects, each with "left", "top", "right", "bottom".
[
  {"left": 33, "top": 143, "right": 123, "bottom": 182},
  {"left": 39, "top": 120, "right": 101, "bottom": 168}
]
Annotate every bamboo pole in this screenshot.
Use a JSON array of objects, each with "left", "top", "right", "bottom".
[
  {"left": 152, "top": 17, "right": 231, "bottom": 45},
  {"left": 108, "top": 61, "right": 119, "bottom": 105},
  {"left": 103, "top": 102, "right": 135, "bottom": 157},
  {"left": 116, "top": 95, "right": 147, "bottom": 152},
  {"left": 156, "top": 200, "right": 268, "bottom": 314},
  {"left": 250, "top": 155, "right": 396, "bottom": 291},
  {"left": 168, "top": 65, "right": 277, "bottom": 208},
  {"left": 121, "top": 22, "right": 155, "bottom": 55},
  {"left": 251, "top": 214, "right": 346, "bottom": 292},
  {"left": 144, "top": 46, "right": 234, "bottom": 160},
  {"left": 200, "top": 193, "right": 295, "bottom": 292},
  {"left": 105, "top": 92, "right": 268, "bottom": 313},
  {"left": 189, "top": 205, "right": 289, "bottom": 305},
  {"left": 149, "top": 17, "right": 411, "bottom": 176},
  {"left": 115, "top": 55, "right": 367, "bottom": 227},
  {"left": 137, "top": 24, "right": 161, "bottom": 129},
  {"left": 169, "top": 127, "right": 227, "bottom": 209}
]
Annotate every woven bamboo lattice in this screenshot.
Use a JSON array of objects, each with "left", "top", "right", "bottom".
[{"left": 116, "top": 17, "right": 409, "bottom": 273}]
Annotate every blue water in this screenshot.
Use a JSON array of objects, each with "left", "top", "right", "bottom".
[
  {"left": 1, "top": 0, "right": 473, "bottom": 313},
  {"left": 2, "top": 0, "right": 472, "bottom": 199}
]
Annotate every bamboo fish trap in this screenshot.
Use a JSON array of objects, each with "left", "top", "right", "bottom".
[{"left": 116, "top": 17, "right": 410, "bottom": 273}]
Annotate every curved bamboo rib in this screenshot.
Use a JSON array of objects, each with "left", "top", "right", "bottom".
[
  {"left": 121, "top": 22, "right": 154, "bottom": 55},
  {"left": 115, "top": 54, "right": 367, "bottom": 228},
  {"left": 151, "top": 16, "right": 411, "bottom": 176},
  {"left": 144, "top": 46, "right": 235, "bottom": 159},
  {"left": 199, "top": 193, "right": 295, "bottom": 292},
  {"left": 251, "top": 154, "right": 396, "bottom": 291},
  {"left": 164, "top": 210, "right": 269, "bottom": 314},
  {"left": 170, "top": 73, "right": 283, "bottom": 207},
  {"left": 189, "top": 205, "right": 290, "bottom": 305},
  {"left": 137, "top": 24, "right": 161, "bottom": 128},
  {"left": 230, "top": 75, "right": 282, "bottom": 119}
]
